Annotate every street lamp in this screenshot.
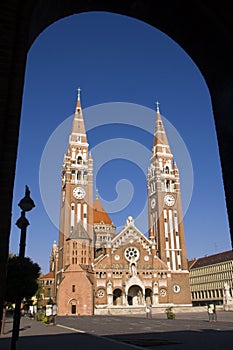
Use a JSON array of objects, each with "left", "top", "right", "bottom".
[
  {"left": 11, "top": 186, "right": 35, "bottom": 350},
  {"left": 16, "top": 186, "right": 35, "bottom": 258}
]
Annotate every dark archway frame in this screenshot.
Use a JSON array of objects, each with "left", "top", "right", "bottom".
[{"left": 1, "top": 0, "right": 233, "bottom": 327}]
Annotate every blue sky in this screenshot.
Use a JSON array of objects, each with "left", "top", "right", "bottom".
[{"left": 10, "top": 12, "right": 231, "bottom": 273}]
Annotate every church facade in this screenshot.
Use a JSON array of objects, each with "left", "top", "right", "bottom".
[{"left": 53, "top": 91, "right": 191, "bottom": 315}]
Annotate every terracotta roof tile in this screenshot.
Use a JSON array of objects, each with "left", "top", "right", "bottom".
[
  {"left": 40, "top": 271, "right": 54, "bottom": 279},
  {"left": 93, "top": 198, "right": 113, "bottom": 225}
]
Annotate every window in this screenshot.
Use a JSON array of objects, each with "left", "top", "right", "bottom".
[
  {"left": 97, "top": 289, "right": 105, "bottom": 298},
  {"left": 124, "top": 246, "right": 140, "bottom": 262},
  {"left": 72, "top": 285, "right": 75, "bottom": 292},
  {"left": 165, "top": 166, "right": 169, "bottom": 174},
  {"left": 71, "top": 305, "right": 76, "bottom": 314},
  {"left": 46, "top": 288, "right": 51, "bottom": 298}
]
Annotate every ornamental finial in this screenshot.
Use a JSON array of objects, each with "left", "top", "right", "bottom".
[
  {"left": 155, "top": 100, "right": 160, "bottom": 113},
  {"left": 77, "top": 87, "right": 81, "bottom": 101}
]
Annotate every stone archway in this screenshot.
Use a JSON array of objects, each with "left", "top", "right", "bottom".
[
  {"left": 145, "top": 288, "right": 153, "bottom": 305},
  {"left": 113, "top": 288, "right": 122, "bottom": 305},
  {"left": 68, "top": 299, "right": 77, "bottom": 315},
  {"left": 127, "top": 285, "right": 143, "bottom": 306},
  {"left": 0, "top": 1, "right": 233, "bottom": 330}
]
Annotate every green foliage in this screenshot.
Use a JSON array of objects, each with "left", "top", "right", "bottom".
[
  {"left": 42, "top": 316, "right": 48, "bottom": 324},
  {"left": 6, "top": 256, "right": 41, "bottom": 303},
  {"left": 165, "top": 306, "right": 176, "bottom": 319},
  {"left": 35, "top": 310, "right": 45, "bottom": 321},
  {"left": 42, "top": 315, "right": 55, "bottom": 324}
]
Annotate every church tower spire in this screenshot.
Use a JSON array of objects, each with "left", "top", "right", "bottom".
[
  {"left": 148, "top": 102, "right": 188, "bottom": 272},
  {"left": 152, "top": 101, "right": 171, "bottom": 153},
  {"left": 56, "top": 89, "right": 94, "bottom": 315},
  {"left": 59, "top": 88, "right": 93, "bottom": 258},
  {"left": 69, "top": 88, "right": 87, "bottom": 144}
]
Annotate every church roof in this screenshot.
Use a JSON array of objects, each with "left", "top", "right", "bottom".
[
  {"left": 39, "top": 272, "right": 54, "bottom": 279},
  {"left": 67, "top": 221, "right": 91, "bottom": 241},
  {"left": 93, "top": 198, "right": 113, "bottom": 225}
]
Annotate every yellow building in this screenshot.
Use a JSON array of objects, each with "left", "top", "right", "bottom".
[{"left": 189, "top": 250, "right": 233, "bottom": 306}]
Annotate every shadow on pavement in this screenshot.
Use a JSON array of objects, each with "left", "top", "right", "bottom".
[
  {"left": 104, "top": 329, "right": 233, "bottom": 349},
  {"left": 1, "top": 328, "right": 233, "bottom": 350}
]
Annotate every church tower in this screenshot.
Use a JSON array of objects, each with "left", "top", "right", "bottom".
[
  {"left": 53, "top": 93, "right": 191, "bottom": 315},
  {"left": 148, "top": 102, "right": 188, "bottom": 271},
  {"left": 56, "top": 89, "right": 94, "bottom": 315}
]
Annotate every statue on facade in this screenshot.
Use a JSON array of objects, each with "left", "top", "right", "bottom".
[
  {"left": 152, "top": 281, "right": 159, "bottom": 305},
  {"left": 107, "top": 280, "right": 113, "bottom": 295},
  {"left": 130, "top": 263, "right": 137, "bottom": 277},
  {"left": 137, "top": 290, "right": 143, "bottom": 305}
]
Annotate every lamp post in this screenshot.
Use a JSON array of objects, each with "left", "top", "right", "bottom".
[{"left": 11, "top": 186, "right": 35, "bottom": 350}]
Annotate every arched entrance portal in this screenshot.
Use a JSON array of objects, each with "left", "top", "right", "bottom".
[
  {"left": 127, "top": 285, "right": 143, "bottom": 306},
  {"left": 69, "top": 299, "right": 77, "bottom": 315},
  {"left": 145, "top": 288, "right": 153, "bottom": 305},
  {"left": 113, "top": 289, "right": 122, "bottom": 305}
]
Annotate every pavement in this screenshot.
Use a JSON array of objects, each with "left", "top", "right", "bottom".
[{"left": 0, "top": 311, "right": 233, "bottom": 350}]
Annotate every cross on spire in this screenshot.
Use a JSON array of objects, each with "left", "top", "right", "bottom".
[
  {"left": 96, "top": 188, "right": 99, "bottom": 199},
  {"left": 155, "top": 100, "right": 160, "bottom": 113},
  {"left": 77, "top": 87, "right": 81, "bottom": 101}
]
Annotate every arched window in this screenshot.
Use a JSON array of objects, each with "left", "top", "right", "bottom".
[
  {"left": 77, "top": 156, "right": 82, "bottom": 164},
  {"left": 165, "top": 166, "right": 169, "bottom": 174}
]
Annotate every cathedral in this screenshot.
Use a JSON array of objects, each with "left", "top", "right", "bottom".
[{"left": 51, "top": 90, "right": 191, "bottom": 315}]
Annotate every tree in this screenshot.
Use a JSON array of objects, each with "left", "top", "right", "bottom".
[{"left": 6, "top": 256, "right": 41, "bottom": 303}]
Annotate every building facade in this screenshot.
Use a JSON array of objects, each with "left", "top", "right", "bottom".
[
  {"left": 55, "top": 91, "right": 191, "bottom": 315},
  {"left": 189, "top": 250, "right": 233, "bottom": 306},
  {"left": 37, "top": 241, "right": 58, "bottom": 307}
]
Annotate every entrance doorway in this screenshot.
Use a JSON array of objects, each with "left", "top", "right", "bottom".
[
  {"left": 145, "top": 288, "right": 153, "bottom": 305},
  {"left": 71, "top": 305, "right": 76, "bottom": 314},
  {"left": 127, "top": 285, "right": 143, "bottom": 305},
  {"left": 113, "top": 289, "right": 122, "bottom": 305}
]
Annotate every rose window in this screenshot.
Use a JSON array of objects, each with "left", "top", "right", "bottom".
[
  {"left": 160, "top": 288, "right": 167, "bottom": 297},
  {"left": 124, "top": 246, "right": 139, "bottom": 262},
  {"left": 97, "top": 289, "right": 105, "bottom": 298}
]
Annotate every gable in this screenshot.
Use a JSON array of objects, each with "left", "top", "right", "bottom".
[{"left": 111, "top": 224, "right": 153, "bottom": 255}]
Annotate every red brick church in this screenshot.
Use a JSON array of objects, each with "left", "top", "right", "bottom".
[{"left": 49, "top": 90, "right": 191, "bottom": 315}]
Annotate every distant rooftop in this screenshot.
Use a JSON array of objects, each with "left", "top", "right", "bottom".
[{"left": 188, "top": 250, "right": 233, "bottom": 269}]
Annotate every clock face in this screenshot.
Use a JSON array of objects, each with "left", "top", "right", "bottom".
[
  {"left": 164, "top": 194, "right": 175, "bottom": 207},
  {"left": 73, "top": 187, "right": 86, "bottom": 199},
  {"left": 151, "top": 198, "right": 156, "bottom": 209}
]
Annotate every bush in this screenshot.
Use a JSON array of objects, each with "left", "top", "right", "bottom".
[
  {"left": 165, "top": 306, "right": 176, "bottom": 319},
  {"left": 42, "top": 315, "right": 55, "bottom": 324},
  {"left": 42, "top": 316, "right": 48, "bottom": 324},
  {"left": 36, "top": 310, "right": 45, "bottom": 321}
]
